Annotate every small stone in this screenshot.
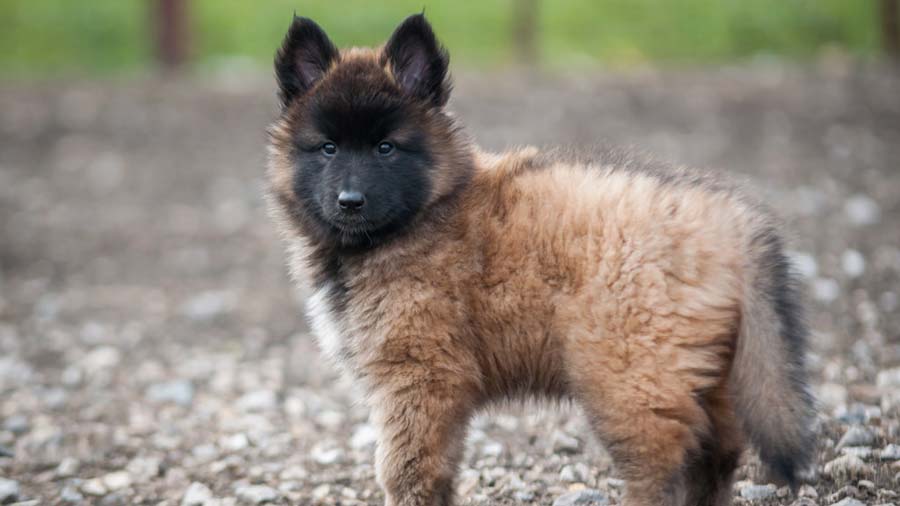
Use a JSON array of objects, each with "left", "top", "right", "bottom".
[
  {"left": 812, "top": 277, "right": 840, "bottom": 302},
  {"left": 456, "top": 468, "right": 480, "bottom": 496},
  {"left": 880, "top": 444, "right": 900, "bottom": 460},
  {"left": 311, "top": 484, "right": 330, "bottom": 500},
  {"left": 789, "top": 251, "right": 818, "bottom": 278},
  {"left": 514, "top": 490, "right": 536, "bottom": 502},
  {"left": 552, "top": 489, "right": 609, "bottom": 506},
  {"left": 350, "top": 424, "right": 378, "bottom": 450},
  {"left": 739, "top": 484, "right": 777, "bottom": 501},
  {"left": 60, "top": 485, "right": 84, "bottom": 503},
  {"left": 819, "top": 383, "right": 849, "bottom": 409},
  {"left": 837, "top": 426, "right": 875, "bottom": 449},
  {"left": 841, "top": 250, "right": 866, "bottom": 278},
  {"left": 798, "top": 484, "right": 818, "bottom": 498},
  {"left": 82, "top": 346, "right": 121, "bottom": 369},
  {"left": 0, "top": 444, "right": 12, "bottom": 457},
  {"left": 844, "top": 194, "right": 880, "bottom": 225},
  {"left": 102, "top": 471, "right": 132, "bottom": 491},
  {"left": 182, "top": 482, "right": 214, "bottom": 506},
  {"left": 559, "top": 463, "right": 590, "bottom": 483},
  {"left": 146, "top": 380, "right": 194, "bottom": 406},
  {"left": 878, "top": 368, "right": 900, "bottom": 390},
  {"left": 0, "top": 478, "right": 20, "bottom": 503},
  {"left": 235, "top": 390, "right": 277, "bottom": 413},
  {"left": 841, "top": 446, "right": 873, "bottom": 459},
  {"left": 127, "top": 456, "right": 161, "bottom": 482},
  {"left": 856, "top": 479, "right": 875, "bottom": 491},
  {"left": 278, "top": 466, "right": 308, "bottom": 480},
  {"left": 551, "top": 430, "right": 580, "bottom": 454},
  {"left": 791, "top": 499, "right": 817, "bottom": 506},
  {"left": 56, "top": 457, "right": 80, "bottom": 477},
  {"left": 832, "top": 498, "right": 866, "bottom": 506},
  {"left": 480, "top": 441, "right": 503, "bottom": 457},
  {"left": 221, "top": 433, "right": 250, "bottom": 452},
  {"left": 82, "top": 479, "right": 108, "bottom": 496},
  {"left": 824, "top": 455, "right": 874, "bottom": 480},
  {"left": 3, "top": 415, "right": 28, "bottom": 435},
  {"left": 235, "top": 484, "right": 279, "bottom": 504},
  {"left": 310, "top": 442, "right": 343, "bottom": 465}
]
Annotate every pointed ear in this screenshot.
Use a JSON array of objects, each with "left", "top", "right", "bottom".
[
  {"left": 383, "top": 14, "right": 451, "bottom": 107},
  {"left": 274, "top": 16, "right": 339, "bottom": 106}
]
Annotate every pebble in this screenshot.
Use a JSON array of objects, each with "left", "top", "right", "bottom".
[
  {"left": 182, "top": 290, "right": 235, "bottom": 320},
  {"left": 182, "top": 482, "right": 214, "bottom": 506},
  {"left": 832, "top": 498, "right": 866, "bottom": 506},
  {"left": 56, "top": 457, "right": 80, "bottom": 477},
  {"left": 102, "top": 471, "right": 132, "bottom": 491},
  {"left": 840, "top": 446, "right": 873, "bottom": 459},
  {"left": 559, "top": 463, "right": 590, "bottom": 483},
  {"left": 881, "top": 444, "right": 900, "bottom": 460},
  {"left": 127, "top": 456, "right": 161, "bottom": 482},
  {"left": 551, "top": 430, "right": 580, "bottom": 454},
  {"left": 739, "top": 484, "right": 777, "bottom": 501},
  {"left": 146, "top": 379, "right": 194, "bottom": 406},
  {"left": 235, "top": 390, "right": 278, "bottom": 413},
  {"left": 798, "top": 484, "right": 818, "bottom": 498},
  {"left": 844, "top": 194, "right": 880, "bottom": 225},
  {"left": 0, "top": 478, "right": 20, "bottom": 503},
  {"left": 552, "top": 489, "right": 609, "bottom": 506},
  {"left": 235, "top": 484, "right": 279, "bottom": 504},
  {"left": 837, "top": 426, "right": 876, "bottom": 449},
  {"left": 350, "top": 424, "right": 378, "bottom": 450},
  {"left": 878, "top": 368, "right": 900, "bottom": 390},
  {"left": 812, "top": 277, "right": 840, "bottom": 302},
  {"left": 456, "top": 468, "right": 480, "bottom": 496},
  {"left": 789, "top": 251, "right": 818, "bottom": 278},
  {"left": 60, "top": 485, "right": 84, "bottom": 503},
  {"left": 311, "top": 484, "right": 330, "bottom": 500},
  {"left": 823, "top": 455, "right": 874, "bottom": 480},
  {"left": 82, "top": 478, "right": 108, "bottom": 496},
  {"left": 3, "top": 415, "right": 29, "bottom": 435},
  {"left": 841, "top": 250, "right": 866, "bottom": 278},
  {"left": 791, "top": 499, "right": 817, "bottom": 506},
  {"left": 819, "top": 382, "right": 848, "bottom": 409},
  {"left": 310, "top": 442, "right": 343, "bottom": 465},
  {"left": 82, "top": 346, "right": 122, "bottom": 369},
  {"left": 480, "top": 441, "right": 503, "bottom": 457}
]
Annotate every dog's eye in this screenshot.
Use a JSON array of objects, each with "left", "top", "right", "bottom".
[
  {"left": 321, "top": 142, "right": 337, "bottom": 156},
  {"left": 377, "top": 142, "right": 394, "bottom": 155}
]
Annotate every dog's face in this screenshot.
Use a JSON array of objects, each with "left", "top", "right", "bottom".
[{"left": 268, "top": 14, "right": 470, "bottom": 250}]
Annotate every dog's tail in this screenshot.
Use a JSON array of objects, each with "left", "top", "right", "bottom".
[{"left": 730, "top": 223, "right": 816, "bottom": 487}]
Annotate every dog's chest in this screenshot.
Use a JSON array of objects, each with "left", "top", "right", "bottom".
[{"left": 305, "top": 287, "right": 347, "bottom": 365}]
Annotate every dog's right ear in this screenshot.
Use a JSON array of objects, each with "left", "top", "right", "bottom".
[{"left": 275, "top": 16, "right": 339, "bottom": 106}]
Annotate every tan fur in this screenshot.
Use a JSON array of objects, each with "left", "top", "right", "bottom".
[{"left": 267, "top": 40, "right": 812, "bottom": 506}]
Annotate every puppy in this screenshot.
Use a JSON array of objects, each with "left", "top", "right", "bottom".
[{"left": 266, "top": 14, "right": 815, "bottom": 506}]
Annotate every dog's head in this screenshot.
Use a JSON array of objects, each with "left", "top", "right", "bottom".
[{"left": 267, "top": 14, "right": 471, "bottom": 250}]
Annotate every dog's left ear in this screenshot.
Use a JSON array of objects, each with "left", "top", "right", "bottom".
[{"left": 383, "top": 14, "right": 451, "bottom": 107}]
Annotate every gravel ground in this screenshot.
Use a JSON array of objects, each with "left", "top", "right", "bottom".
[{"left": 1, "top": 61, "right": 899, "bottom": 505}]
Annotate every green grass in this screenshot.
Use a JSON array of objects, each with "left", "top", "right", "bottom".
[{"left": 0, "top": 0, "right": 879, "bottom": 77}]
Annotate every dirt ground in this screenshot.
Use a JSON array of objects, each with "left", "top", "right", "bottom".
[{"left": 1, "top": 61, "right": 899, "bottom": 505}]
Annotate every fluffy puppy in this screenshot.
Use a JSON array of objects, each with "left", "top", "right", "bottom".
[{"left": 266, "top": 14, "right": 816, "bottom": 506}]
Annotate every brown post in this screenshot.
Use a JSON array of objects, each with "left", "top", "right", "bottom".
[
  {"left": 883, "top": 0, "right": 900, "bottom": 62},
  {"left": 512, "top": 0, "right": 539, "bottom": 66},
  {"left": 155, "top": 0, "right": 189, "bottom": 69}
]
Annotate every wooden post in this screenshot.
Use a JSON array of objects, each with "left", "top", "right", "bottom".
[
  {"left": 512, "top": 0, "right": 539, "bottom": 66},
  {"left": 883, "top": 0, "right": 900, "bottom": 62},
  {"left": 155, "top": 0, "right": 189, "bottom": 69}
]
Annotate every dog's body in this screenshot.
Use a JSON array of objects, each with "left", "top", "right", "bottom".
[{"left": 267, "top": 15, "right": 815, "bottom": 506}]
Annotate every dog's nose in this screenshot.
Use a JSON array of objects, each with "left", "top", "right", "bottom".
[{"left": 337, "top": 191, "right": 365, "bottom": 211}]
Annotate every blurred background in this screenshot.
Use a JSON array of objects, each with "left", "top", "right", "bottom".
[
  {"left": 0, "top": 0, "right": 893, "bottom": 75},
  {"left": 1, "top": 2, "right": 899, "bottom": 505}
]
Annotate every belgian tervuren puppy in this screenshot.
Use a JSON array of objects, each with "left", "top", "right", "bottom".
[{"left": 266, "top": 14, "right": 815, "bottom": 506}]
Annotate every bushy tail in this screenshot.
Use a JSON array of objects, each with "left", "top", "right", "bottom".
[{"left": 731, "top": 227, "right": 816, "bottom": 487}]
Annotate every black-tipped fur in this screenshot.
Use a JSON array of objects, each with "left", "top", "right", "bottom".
[
  {"left": 382, "top": 14, "right": 451, "bottom": 107},
  {"left": 732, "top": 226, "right": 816, "bottom": 487},
  {"left": 275, "top": 16, "right": 339, "bottom": 106}
]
